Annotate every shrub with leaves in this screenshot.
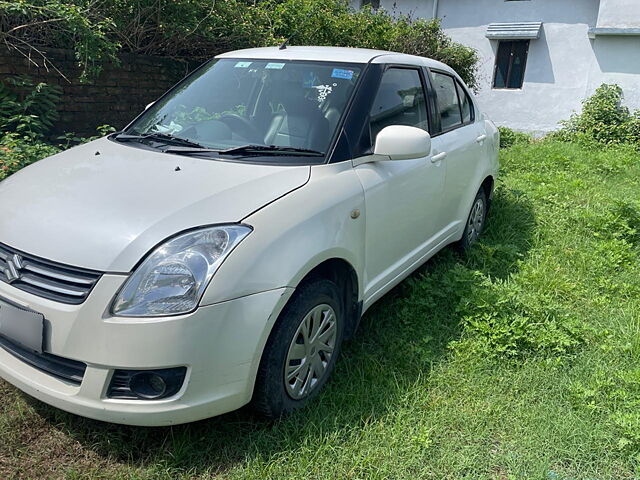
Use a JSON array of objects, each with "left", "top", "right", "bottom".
[
  {"left": 0, "top": 77, "right": 115, "bottom": 181},
  {"left": 1, "top": 0, "right": 479, "bottom": 88},
  {"left": 0, "top": 132, "right": 60, "bottom": 181},
  {"left": 0, "top": 0, "right": 118, "bottom": 78},
  {"left": 0, "top": 76, "right": 62, "bottom": 179},
  {"left": 498, "top": 126, "right": 531, "bottom": 149},
  {"left": 267, "top": 0, "right": 479, "bottom": 88},
  {"left": 0, "top": 76, "right": 62, "bottom": 135},
  {"left": 554, "top": 84, "right": 640, "bottom": 147}
]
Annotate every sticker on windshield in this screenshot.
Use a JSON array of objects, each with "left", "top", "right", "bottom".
[
  {"left": 234, "top": 61, "right": 252, "bottom": 68},
  {"left": 331, "top": 68, "right": 354, "bottom": 80},
  {"left": 315, "top": 84, "right": 337, "bottom": 103},
  {"left": 265, "top": 62, "right": 286, "bottom": 70}
]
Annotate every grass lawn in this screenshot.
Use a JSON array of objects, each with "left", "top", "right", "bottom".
[{"left": 2, "top": 140, "right": 640, "bottom": 479}]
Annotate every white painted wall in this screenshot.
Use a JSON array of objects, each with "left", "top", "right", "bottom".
[
  {"left": 596, "top": 0, "right": 640, "bottom": 28},
  {"left": 353, "top": 0, "right": 640, "bottom": 133}
]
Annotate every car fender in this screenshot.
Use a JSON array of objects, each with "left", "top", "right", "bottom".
[{"left": 200, "top": 160, "right": 366, "bottom": 306}]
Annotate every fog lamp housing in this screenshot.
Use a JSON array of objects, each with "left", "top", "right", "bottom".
[{"left": 107, "top": 367, "right": 187, "bottom": 400}]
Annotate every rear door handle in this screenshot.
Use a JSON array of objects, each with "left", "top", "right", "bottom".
[
  {"left": 431, "top": 152, "right": 447, "bottom": 163},
  {"left": 476, "top": 134, "right": 487, "bottom": 143}
]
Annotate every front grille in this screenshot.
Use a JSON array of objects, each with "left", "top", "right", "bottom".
[
  {"left": 0, "top": 335, "right": 86, "bottom": 385},
  {"left": 0, "top": 243, "right": 102, "bottom": 304}
]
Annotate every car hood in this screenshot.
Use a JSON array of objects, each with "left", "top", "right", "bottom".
[{"left": 0, "top": 138, "right": 310, "bottom": 272}]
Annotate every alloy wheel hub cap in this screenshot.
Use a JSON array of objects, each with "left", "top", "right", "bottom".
[
  {"left": 284, "top": 303, "right": 337, "bottom": 400},
  {"left": 467, "top": 198, "right": 485, "bottom": 243}
]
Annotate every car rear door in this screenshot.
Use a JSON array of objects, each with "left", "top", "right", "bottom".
[{"left": 427, "top": 70, "right": 488, "bottom": 232}]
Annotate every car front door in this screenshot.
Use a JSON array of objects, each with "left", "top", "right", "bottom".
[
  {"left": 353, "top": 66, "right": 446, "bottom": 302},
  {"left": 428, "top": 70, "right": 488, "bottom": 232}
]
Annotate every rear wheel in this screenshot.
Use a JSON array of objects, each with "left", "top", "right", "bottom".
[
  {"left": 457, "top": 188, "right": 487, "bottom": 251},
  {"left": 252, "top": 278, "right": 344, "bottom": 417}
]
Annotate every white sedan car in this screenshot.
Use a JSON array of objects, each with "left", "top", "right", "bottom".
[{"left": 0, "top": 46, "right": 498, "bottom": 425}]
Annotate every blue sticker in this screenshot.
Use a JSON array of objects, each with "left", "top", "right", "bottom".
[
  {"left": 265, "top": 62, "right": 286, "bottom": 70},
  {"left": 234, "top": 61, "right": 252, "bottom": 68},
  {"left": 331, "top": 68, "right": 354, "bottom": 80}
]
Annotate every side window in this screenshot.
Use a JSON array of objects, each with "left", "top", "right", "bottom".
[
  {"left": 431, "top": 72, "right": 463, "bottom": 131},
  {"left": 369, "top": 68, "right": 428, "bottom": 142},
  {"left": 455, "top": 81, "right": 473, "bottom": 124}
]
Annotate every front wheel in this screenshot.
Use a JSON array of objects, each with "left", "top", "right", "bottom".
[
  {"left": 252, "top": 278, "right": 344, "bottom": 418},
  {"left": 457, "top": 188, "right": 487, "bottom": 251}
]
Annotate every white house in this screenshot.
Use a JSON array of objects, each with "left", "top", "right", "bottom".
[{"left": 353, "top": 0, "right": 640, "bottom": 133}]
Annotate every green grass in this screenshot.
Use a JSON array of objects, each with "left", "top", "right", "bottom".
[{"left": 2, "top": 140, "right": 640, "bottom": 479}]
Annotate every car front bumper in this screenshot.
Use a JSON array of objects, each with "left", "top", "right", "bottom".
[{"left": 0, "top": 275, "right": 293, "bottom": 426}]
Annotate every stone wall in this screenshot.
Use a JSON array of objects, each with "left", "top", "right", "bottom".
[{"left": 0, "top": 47, "right": 196, "bottom": 136}]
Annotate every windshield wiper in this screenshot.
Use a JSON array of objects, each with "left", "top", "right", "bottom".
[
  {"left": 163, "top": 144, "right": 325, "bottom": 157},
  {"left": 219, "top": 145, "right": 325, "bottom": 156},
  {"left": 114, "top": 132, "right": 207, "bottom": 149}
]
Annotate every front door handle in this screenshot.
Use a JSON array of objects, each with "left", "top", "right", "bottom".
[
  {"left": 476, "top": 134, "right": 487, "bottom": 143},
  {"left": 431, "top": 152, "right": 447, "bottom": 163}
]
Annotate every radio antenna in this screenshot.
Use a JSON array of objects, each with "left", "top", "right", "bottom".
[{"left": 279, "top": 33, "right": 294, "bottom": 50}]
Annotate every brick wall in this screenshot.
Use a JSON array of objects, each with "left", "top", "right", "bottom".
[{"left": 0, "top": 47, "right": 197, "bottom": 136}]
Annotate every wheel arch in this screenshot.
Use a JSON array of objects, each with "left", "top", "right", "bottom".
[
  {"left": 294, "top": 257, "right": 362, "bottom": 340},
  {"left": 248, "top": 256, "right": 362, "bottom": 407},
  {"left": 480, "top": 175, "right": 495, "bottom": 211}
]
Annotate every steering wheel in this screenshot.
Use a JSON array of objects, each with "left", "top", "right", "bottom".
[{"left": 220, "top": 114, "right": 263, "bottom": 143}]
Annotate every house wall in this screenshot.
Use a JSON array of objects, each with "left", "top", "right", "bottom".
[
  {"left": 596, "top": 0, "right": 640, "bottom": 28},
  {"left": 354, "top": 0, "right": 640, "bottom": 133}
]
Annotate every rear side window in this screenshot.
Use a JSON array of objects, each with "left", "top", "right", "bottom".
[
  {"left": 431, "top": 72, "right": 463, "bottom": 131},
  {"left": 369, "top": 68, "right": 428, "bottom": 142},
  {"left": 456, "top": 81, "right": 473, "bottom": 124}
]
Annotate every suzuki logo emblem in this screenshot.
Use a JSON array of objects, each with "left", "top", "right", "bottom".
[{"left": 4, "top": 254, "right": 23, "bottom": 283}]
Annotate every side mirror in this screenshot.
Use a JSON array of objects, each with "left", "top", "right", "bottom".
[{"left": 373, "top": 125, "right": 432, "bottom": 160}]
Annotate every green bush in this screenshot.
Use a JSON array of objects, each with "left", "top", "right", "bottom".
[
  {"left": 0, "top": 76, "right": 62, "bottom": 180},
  {"left": 554, "top": 84, "right": 640, "bottom": 147},
  {"left": 0, "top": 76, "right": 111, "bottom": 181},
  {"left": 0, "top": 133, "right": 60, "bottom": 181},
  {"left": 0, "top": 0, "right": 118, "bottom": 79},
  {"left": 0, "top": 76, "right": 62, "bottom": 136},
  {"left": 498, "top": 126, "right": 531, "bottom": 149},
  {"left": 266, "top": 0, "right": 479, "bottom": 88},
  {"left": 1, "top": 0, "right": 479, "bottom": 88}
]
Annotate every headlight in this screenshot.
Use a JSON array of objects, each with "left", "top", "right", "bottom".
[{"left": 112, "top": 225, "right": 252, "bottom": 317}]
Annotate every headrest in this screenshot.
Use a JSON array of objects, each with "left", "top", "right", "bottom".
[{"left": 276, "top": 81, "right": 320, "bottom": 115}]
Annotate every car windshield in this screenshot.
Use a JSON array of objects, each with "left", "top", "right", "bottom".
[{"left": 123, "top": 58, "right": 363, "bottom": 158}]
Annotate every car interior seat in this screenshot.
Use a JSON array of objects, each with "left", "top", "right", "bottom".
[{"left": 264, "top": 81, "right": 330, "bottom": 152}]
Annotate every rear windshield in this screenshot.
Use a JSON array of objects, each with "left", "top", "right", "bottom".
[{"left": 125, "top": 59, "right": 363, "bottom": 156}]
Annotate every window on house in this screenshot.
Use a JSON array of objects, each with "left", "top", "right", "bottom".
[
  {"left": 369, "top": 68, "right": 428, "bottom": 142},
  {"left": 493, "top": 40, "right": 529, "bottom": 89}
]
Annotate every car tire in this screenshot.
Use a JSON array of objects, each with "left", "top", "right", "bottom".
[
  {"left": 457, "top": 188, "right": 487, "bottom": 252},
  {"left": 252, "top": 278, "right": 345, "bottom": 418}
]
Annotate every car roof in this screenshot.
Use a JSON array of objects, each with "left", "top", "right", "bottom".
[{"left": 216, "top": 46, "right": 455, "bottom": 74}]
